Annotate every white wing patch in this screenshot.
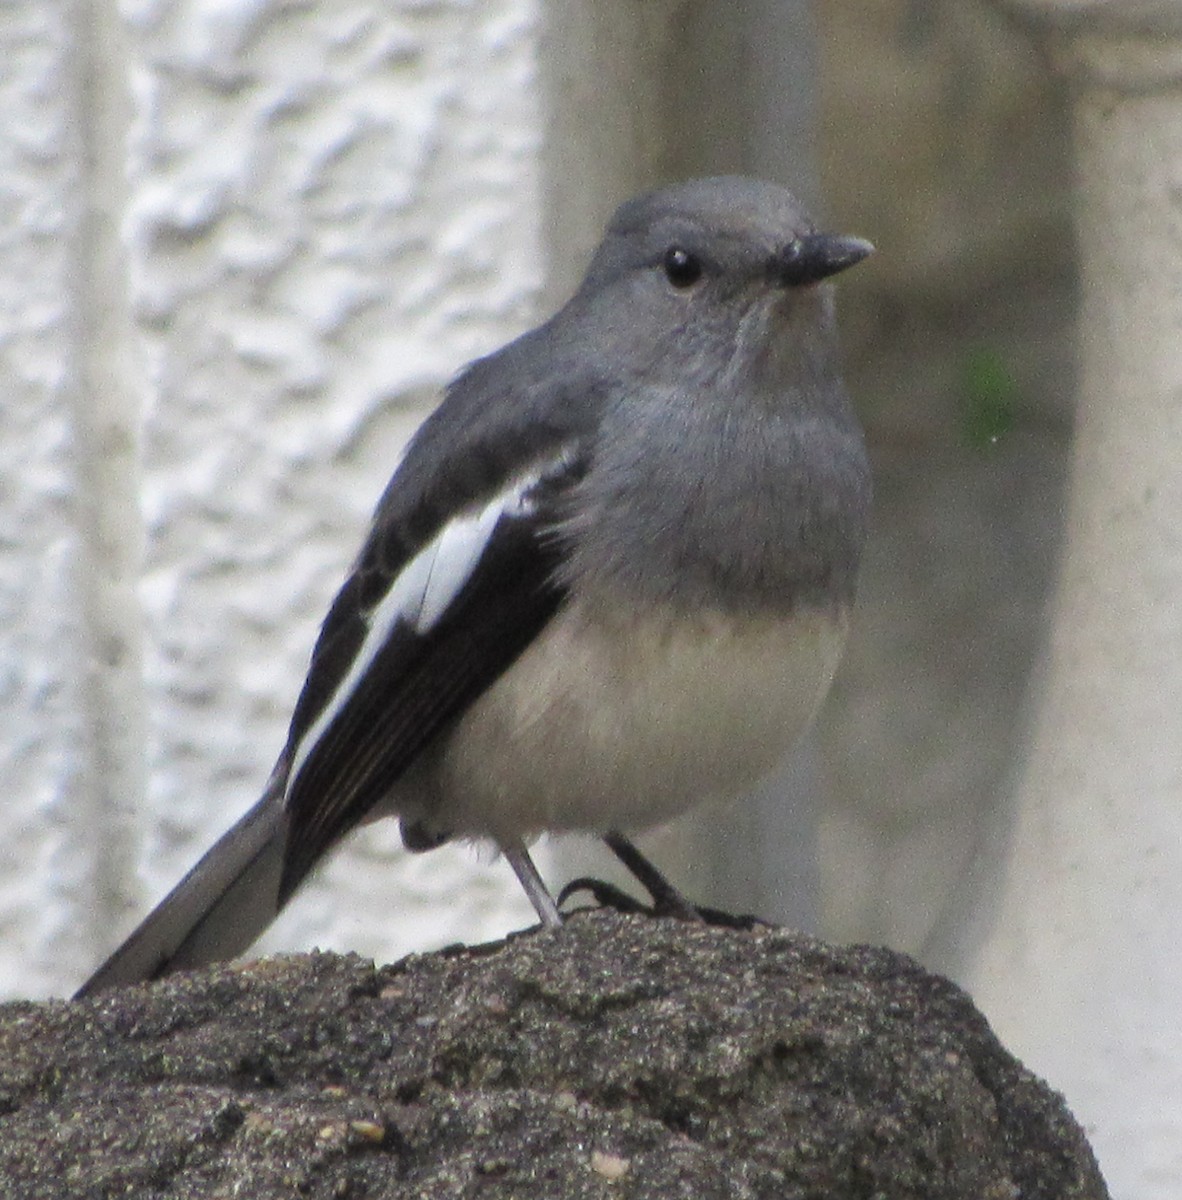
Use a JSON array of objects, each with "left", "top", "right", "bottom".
[
  {"left": 414, "top": 498, "right": 506, "bottom": 632},
  {"left": 284, "top": 454, "right": 570, "bottom": 802}
]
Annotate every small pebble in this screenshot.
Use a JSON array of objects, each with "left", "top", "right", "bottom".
[{"left": 590, "top": 1150, "right": 630, "bottom": 1180}]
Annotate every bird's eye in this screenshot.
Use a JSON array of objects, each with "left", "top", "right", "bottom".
[{"left": 662, "top": 246, "right": 703, "bottom": 288}]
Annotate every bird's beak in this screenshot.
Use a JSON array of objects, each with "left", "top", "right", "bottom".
[{"left": 773, "top": 233, "right": 875, "bottom": 287}]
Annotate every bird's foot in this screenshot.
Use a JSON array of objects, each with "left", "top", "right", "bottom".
[
  {"left": 558, "top": 874, "right": 766, "bottom": 929},
  {"left": 559, "top": 831, "right": 771, "bottom": 929}
]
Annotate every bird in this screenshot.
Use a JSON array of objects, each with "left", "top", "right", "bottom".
[{"left": 76, "top": 175, "right": 872, "bottom": 997}]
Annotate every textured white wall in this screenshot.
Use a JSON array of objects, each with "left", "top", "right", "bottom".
[
  {"left": 0, "top": 2, "right": 96, "bottom": 999},
  {"left": 2, "top": 0, "right": 552, "bottom": 999}
]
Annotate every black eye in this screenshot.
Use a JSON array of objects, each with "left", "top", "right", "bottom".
[{"left": 662, "top": 246, "right": 703, "bottom": 288}]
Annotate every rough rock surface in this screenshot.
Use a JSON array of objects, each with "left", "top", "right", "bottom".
[{"left": 0, "top": 912, "right": 1108, "bottom": 1198}]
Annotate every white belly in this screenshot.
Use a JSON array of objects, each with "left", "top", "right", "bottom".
[{"left": 408, "top": 598, "right": 847, "bottom": 843}]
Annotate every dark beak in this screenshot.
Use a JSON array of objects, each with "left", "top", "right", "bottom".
[{"left": 773, "top": 233, "right": 874, "bottom": 287}]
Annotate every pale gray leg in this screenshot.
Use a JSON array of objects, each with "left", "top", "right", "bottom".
[{"left": 501, "top": 842, "right": 562, "bottom": 928}]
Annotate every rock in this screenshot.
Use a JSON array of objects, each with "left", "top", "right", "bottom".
[{"left": 0, "top": 911, "right": 1108, "bottom": 1198}]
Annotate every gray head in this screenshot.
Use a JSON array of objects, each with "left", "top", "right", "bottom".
[
  {"left": 563, "top": 176, "right": 872, "bottom": 396},
  {"left": 585, "top": 176, "right": 870, "bottom": 290}
]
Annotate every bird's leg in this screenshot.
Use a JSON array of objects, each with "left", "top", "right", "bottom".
[
  {"left": 600, "top": 832, "right": 704, "bottom": 922},
  {"left": 554, "top": 832, "right": 697, "bottom": 918},
  {"left": 556, "top": 876, "right": 650, "bottom": 914},
  {"left": 563, "top": 832, "right": 766, "bottom": 929},
  {"left": 546, "top": 831, "right": 767, "bottom": 928},
  {"left": 501, "top": 841, "right": 563, "bottom": 928}
]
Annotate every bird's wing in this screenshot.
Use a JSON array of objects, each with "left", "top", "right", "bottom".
[{"left": 278, "top": 447, "right": 583, "bottom": 899}]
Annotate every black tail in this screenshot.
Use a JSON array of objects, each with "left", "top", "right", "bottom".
[{"left": 76, "top": 773, "right": 291, "bottom": 997}]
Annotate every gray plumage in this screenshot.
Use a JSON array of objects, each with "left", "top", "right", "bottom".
[{"left": 77, "top": 176, "right": 871, "bottom": 997}]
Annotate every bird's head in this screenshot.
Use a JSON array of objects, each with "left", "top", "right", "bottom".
[{"left": 569, "top": 176, "right": 872, "bottom": 388}]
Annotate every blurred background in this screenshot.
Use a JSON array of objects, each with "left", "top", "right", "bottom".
[{"left": 4, "top": 1, "right": 1178, "bottom": 1194}]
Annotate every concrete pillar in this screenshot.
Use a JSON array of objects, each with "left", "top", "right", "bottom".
[{"left": 971, "top": 5, "right": 1182, "bottom": 1195}]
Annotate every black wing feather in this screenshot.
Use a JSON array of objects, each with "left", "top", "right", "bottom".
[
  {"left": 279, "top": 503, "right": 569, "bottom": 901},
  {"left": 273, "top": 325, "right": 609, "bottom": 900}
]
